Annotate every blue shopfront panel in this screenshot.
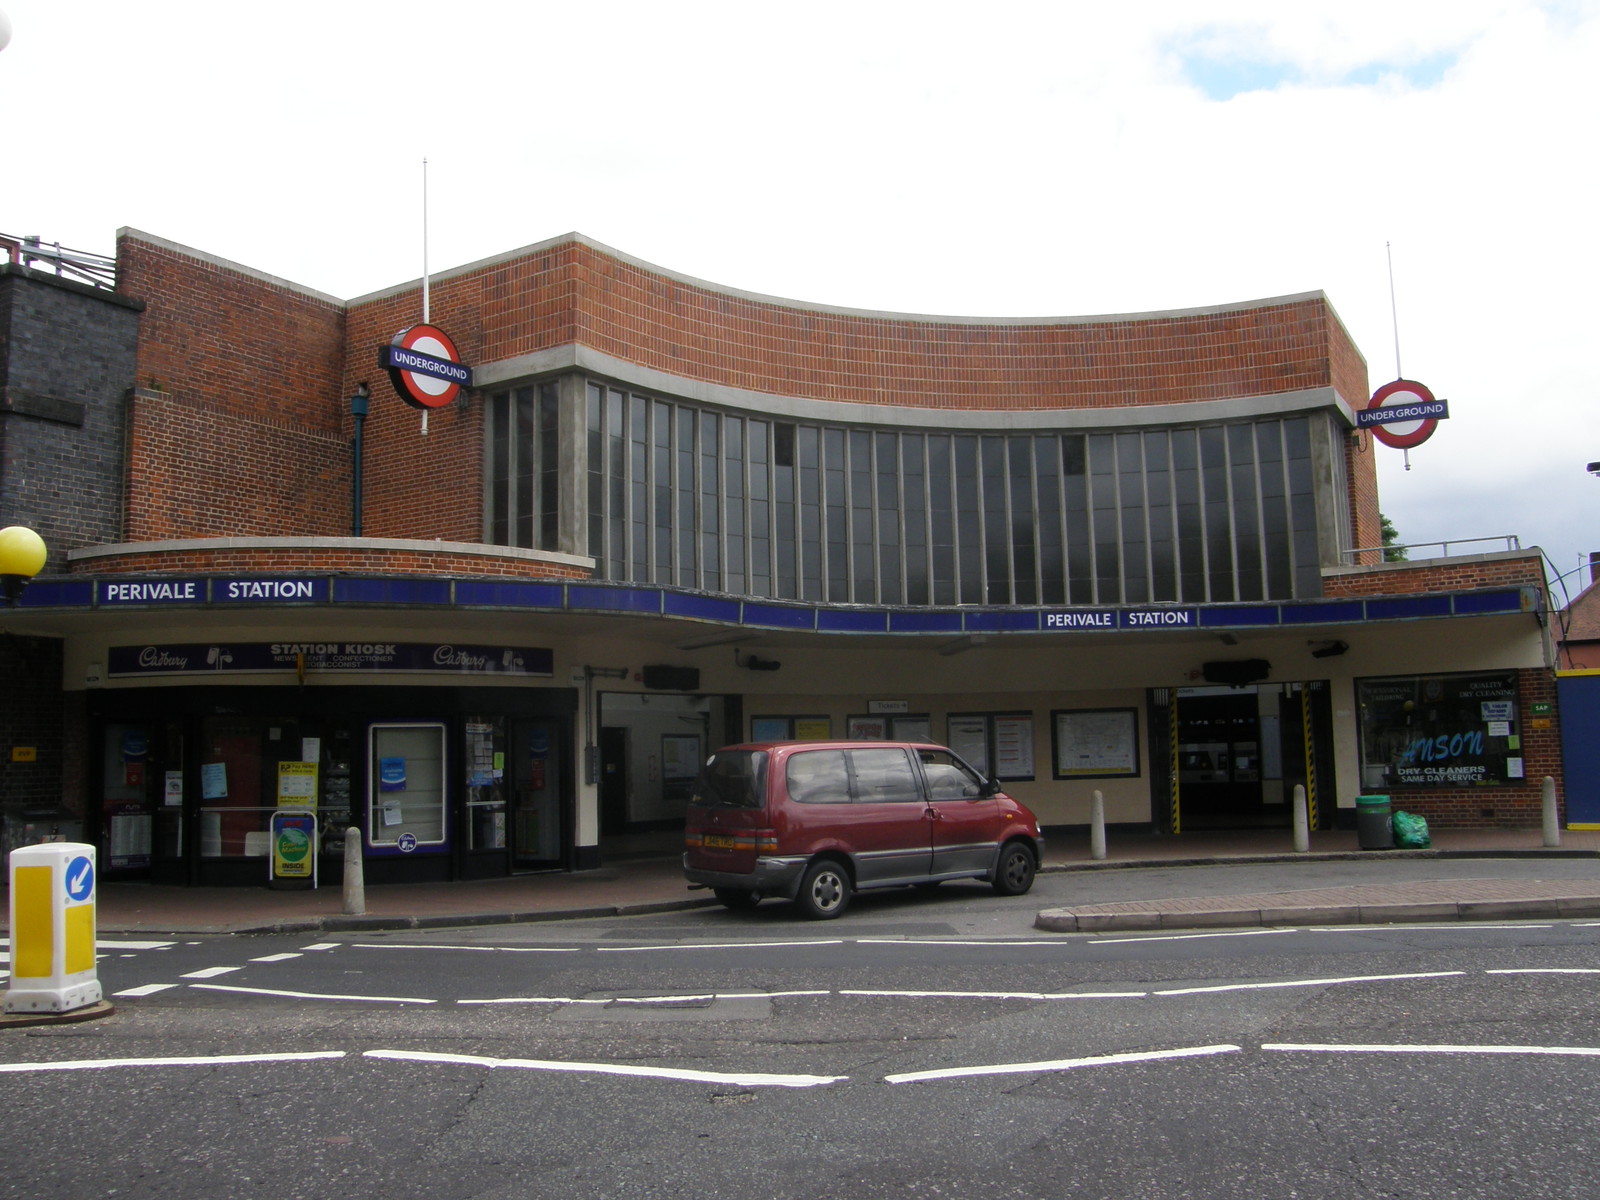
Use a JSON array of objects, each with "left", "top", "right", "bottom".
[{"left": 1557, "top": 672, "right": 1600, "bottom": 826}]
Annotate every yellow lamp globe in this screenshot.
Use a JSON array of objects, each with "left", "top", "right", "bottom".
[{"left": 0, "top": 525, "right": 48, "bottom": 603}]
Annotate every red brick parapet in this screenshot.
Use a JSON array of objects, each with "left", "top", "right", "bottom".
[
  {"left": 66, "top": 537, "right": 594, "bottom": 581},
  {"left": 347, "top": 235, "right": 1371, "bottom": 413},
  {"left": 1323, "top": 550, "right": 1547, "bottom": 599}
]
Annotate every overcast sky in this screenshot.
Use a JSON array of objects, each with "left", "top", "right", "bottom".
[{"left": 4, "top": 1, "right": 1596, "bottom": 603}]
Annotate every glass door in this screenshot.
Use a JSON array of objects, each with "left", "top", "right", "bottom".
[{"left": 510, "top": 718, "right": 565, "bottom": 870}]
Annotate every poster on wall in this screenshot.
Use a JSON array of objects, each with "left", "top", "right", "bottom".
[
  {"left": 890, "top": 715, "right": 932, "bottom": 744},
  {"left": 1052, "top": 709, "right": 1140, "bottom": 779},
  {"left": 992, "top": 715, "right": 1036, "bottom": 780},
  {"left": 793, "top": 718, "right": 832, "bottom": 741},
  {"left": 848, "top": 716, "right": 888, "bottom": 741},
  {"left": 277, "top": 762, "right": 318, "bottom": 808},
  {"left": 1357, "top": 671, "right": 1519, "bottom": 788},
  {"left": 752, "top": 716, "right": 791, "bottom": 742},
  {"left": 947, "top": 716, "right": 990, "bottom": 776}
]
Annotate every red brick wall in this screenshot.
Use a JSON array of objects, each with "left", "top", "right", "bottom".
[
  {"left": 342, "top": 285, "right": 484, "bottom": 543},
  {"left": 117, "top": 235, "right": 353, "bottom": 539},
  {"left": 351, "top": 239, "right": 1354, "bottom": 412},
  {"left": 125, "top": 390, "right": 351, "bottom": 539},
  {"left": 117, "top": 235, "right": 346, "bottom": 431},
  {"left": 1324, "top": 553, "right": 1546, "bottom": 598},
  {"left": 73, "top": 545, "right": 590, "bottom": 581}
]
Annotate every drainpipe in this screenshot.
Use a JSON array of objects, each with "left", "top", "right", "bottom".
[{"left": 350, "top": 383, "right": 369, "bottom": 537}]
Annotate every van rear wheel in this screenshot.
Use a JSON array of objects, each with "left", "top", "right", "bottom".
[
  {"left": 796, "top": 860, "right": 851, "bottom": 920},
  {"left": 992, "top": 842, "right": 1036, "bottom": 896}
]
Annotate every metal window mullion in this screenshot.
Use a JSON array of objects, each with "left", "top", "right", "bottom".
[
  {"left": 1162, "top": 432, "right": 1179, "bottom": 599},
  {"left": 868, "top": 433, "right": 882, "bottom": 605},
  {"left": 1223, "top": 427, "right": 1240, "bottom": 601},
  {"left": 1085, "top": 440, "right": 1100, "bottom": 606},
  {"left": 1110, "top": 438, "right": 1125, "bottom": 605},
  {"left": 919, "top": 434, "right": 934, "bottom": 605},
  {"left": 1196, "top": 431, "right": 1213, "bottom": 604},
  {"left": 1139, "top": 434, "right": 1155, "bottom": 601},
  {"left": 1272, "top": 420, "right": 1294, "bottom": 593},
  {"left": 1251, "top": 422, "right": 1270, "bottom": 597}
]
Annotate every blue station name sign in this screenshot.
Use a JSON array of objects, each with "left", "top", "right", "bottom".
[
  {"left": 98, "top": 578, "right": 330, "bottom": 605},
  {"left": 1045, "top": 608, "right": 1200, "bottom": 630}
]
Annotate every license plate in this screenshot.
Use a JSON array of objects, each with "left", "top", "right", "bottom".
[{"left": 703, "top": 834, "right": 738, "bottom": 850}]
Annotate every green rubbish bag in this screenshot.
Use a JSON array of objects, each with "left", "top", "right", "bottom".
[{"left": 1392, "top": 809, "right": 1431, "bottom": 849}]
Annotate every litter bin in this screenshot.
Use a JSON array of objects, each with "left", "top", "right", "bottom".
[{"left": 1356, "top": 794, "right": 1395, "bottom": 850}]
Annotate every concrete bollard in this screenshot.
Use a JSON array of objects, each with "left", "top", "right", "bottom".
[
  {"left": 1292, "top": 783, "right": 1309, "bottom": 853},
  {"left": 1543, "top": 776, "right": 1561, "bottom": 848},
  {"left": 1090, "top": 789, "right": 1107, "bottom": 860},
  {"left": 342, "top": 825, "right": 366, "bottom": 915}
]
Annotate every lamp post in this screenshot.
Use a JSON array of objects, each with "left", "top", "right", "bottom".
[{"left": 0, "top": 525, "right": 46, "bottom": 605}]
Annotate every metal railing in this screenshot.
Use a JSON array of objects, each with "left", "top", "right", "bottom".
[
  {"left": 1340, "top": 535, "right": 1522, "bottom": 565},
  {"left": 2, "top": 232, "right": 116, "bottom": 290}
]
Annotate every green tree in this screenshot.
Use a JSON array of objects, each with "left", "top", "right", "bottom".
[{"left": 1380, "top": 513, "right": 1407, "bottom": 562}]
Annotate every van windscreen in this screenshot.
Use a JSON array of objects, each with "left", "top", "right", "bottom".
[{"left": 694, "top": 750, "right": 768, "bottom": 809}]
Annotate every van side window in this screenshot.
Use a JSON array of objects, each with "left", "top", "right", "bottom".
[
  {"left": 786, "top": 750, "right": 851, "bottom": 804},
  {"left": 918, "top": 749, "right": 984, "bottom": 800},
  {"left": 846, "top": 748, "right": 923, "bottom": 803}
]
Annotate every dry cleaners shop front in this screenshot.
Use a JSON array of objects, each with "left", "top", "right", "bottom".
[{"left": 57, "top": 572, "right": 575, "bottom": 888}]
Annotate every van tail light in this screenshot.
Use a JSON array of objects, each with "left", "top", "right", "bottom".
[{"left": 754, "top": 830, "right": 779, "bottom": 853}]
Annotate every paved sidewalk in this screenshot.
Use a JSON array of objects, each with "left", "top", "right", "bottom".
[{"left": 5, "top": 827, "right": 1598, "bottom": 936}]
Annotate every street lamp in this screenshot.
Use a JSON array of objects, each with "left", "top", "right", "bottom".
[{"left": 0, "top": 525, "right": 46, "bottom": 605}]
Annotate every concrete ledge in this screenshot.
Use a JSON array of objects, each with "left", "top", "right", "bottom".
[
  {"left": 1261, "top": 905, "right": 1360, "bottom": 926},
  {"left": 1036, "top": 896, "right": 1594, "bottom": 934}
]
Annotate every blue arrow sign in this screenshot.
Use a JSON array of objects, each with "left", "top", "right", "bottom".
[{"left": 65, "top": 855, "right": 94, "bottom": 902}]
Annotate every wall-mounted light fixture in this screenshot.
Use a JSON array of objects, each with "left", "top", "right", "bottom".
[
  {"left": 1310, "top": 639, "right": 1349, "bottom": 659},
  {"left": 0, "top": 526, "right": 47, "bottom": 605},
  {"left": 736, "top": 650, "right": 781, "bottom": 672}
]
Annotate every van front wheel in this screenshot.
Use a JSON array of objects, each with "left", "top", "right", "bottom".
[
  {"left": 796, "top": 860, "right": 851, "bottom": 920},
  {"left": 992, "top": 842, "right": 1036, "bottom": 896}
]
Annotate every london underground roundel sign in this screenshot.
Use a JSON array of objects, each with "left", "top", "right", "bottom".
[
  {"left": 1359, "top": 379, "right": 1447, "bottom": 450},
  {"left": 381, "top": 324, "right": 473, "bottom": 410}
]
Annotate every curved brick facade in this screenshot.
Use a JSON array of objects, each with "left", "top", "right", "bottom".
[{"left": 70, "top": 543, "right": 591, "bottom": 581}]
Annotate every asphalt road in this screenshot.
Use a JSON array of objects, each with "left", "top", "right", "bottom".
[{"left": 6, "top": 878, "right": 1600, "bottom": 1198}]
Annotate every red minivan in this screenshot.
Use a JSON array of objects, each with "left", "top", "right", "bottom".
[{"left": 682, "top": 740, "right": 1044, "bottom": 919}]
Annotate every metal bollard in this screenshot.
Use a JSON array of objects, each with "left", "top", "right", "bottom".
[
  {"left": 1292, "top": 783, "right": 1309, "bottom": 853},
  {"left": 342, "top": 825, "right": 366, "bottom": 915},
  {"left": 1543, "top": 776, "right": 1561, "bottom": 848},
  {"left": 1090, "top": 789, "right": 1107, "bottom": 860}
]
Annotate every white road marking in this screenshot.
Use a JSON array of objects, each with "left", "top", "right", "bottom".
[
  {"left": 301, "top": 942, "right": 341, "bottom": 951},
  {"left": 249, "top": 953, "right": 303, "bottom": 963},
  {"left": 1091, "top": 929, "right": 1295, "bottom": 945},
  {"left": 0, "top": 1051, "right": 345, "bottom": 1074},
  {"left": 459, "top": 989, "right": 828, "bottom": 1006},
  {"left": 181, "top": 966, "right": 241, "bottom": 979},
  {"left": 1308, "top": 924, "right": 1553, "bottom": 933},
  {"left": 349, "top": 943, "right": 579, "bottom": 954},
  {"left": 112, "top": 983, "right": 178, "bottom": 997},
  {"left": 1265, "top": 1042, "right": 1600, "bottom": 1058},
  {"left": 1487, "top": 968, "right": 1600, "bottom": 976},
  {"left": 97, "top": 940, "right": 177, "bottom": 950},
  {"left": 886, "top": 1043, "right": 1242, "bottom": 1084},
  {"left": 364, "top": 1048, "right": 846, "bottom": 1087},
  {"left": 842, "top": 988, "right": 1148, "bottom": 1000},
  {"left": 1155, "top": 971, "right": 1464, "bottom": 996},
  {"left": 856, "top": 938, "right": 1077, "bottom": 948},
  {"left": 598, "top": 940, "right": 846, "bottom": 952},
  {"left": 191, "top": 984, "right": 436, "bottom": 1005}
]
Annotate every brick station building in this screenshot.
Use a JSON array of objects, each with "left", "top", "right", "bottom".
[{"left": 0, "top": 229, "right": 1560, "bottom": 885}]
